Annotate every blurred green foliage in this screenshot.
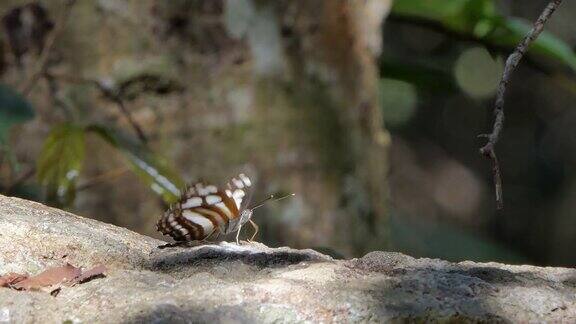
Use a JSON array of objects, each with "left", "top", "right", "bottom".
[
  {"left": 85, "top": 125, "right": 184, "bottom": 203},
  {"left": 393, "top": 0, "right": 495, "bottom": 31},
  {"left": 384, "top": 0, "right": 576, "bottom": 265},
  {"left": 380, "top": 61, "right": 457, "bottom": 92},
  {"left": 391, "top": 213, "right": 527, "bottom": 264},
  {"left": 384, "top": 0, "right": 576, "bottom": 127},
  {"left": 392, "top": 0, "right": 576, "bottom": 71},
  {"left": 0, "top": 84, "right": 34, "bottom": 143},
  {"left": 0, "top": 84, "right": 34, "bottom": 174},
  {"left": 498, "top": 18, "right": 576, "bottom": 70},
  {"left": 35, "top": 123, "right": 184, "bottom": 207},
  {"left": 0, "top": 61, "right": 184, "bottom": 207},
  {"left": 37, "top": 123, "right": 85, "bottom": 206},
  {"left": 379, "top": 78, "right": 418, "bottom": 127},
  {"left": 454, "top": 46, "right": 503, "bottom": 98}
]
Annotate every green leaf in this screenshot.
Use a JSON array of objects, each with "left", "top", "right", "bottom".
[
  {"left": 488, "top": 18, "right": 576, "bottom": 71},
  {"left": 380, "top": 59, "right": 457, "bottom": 92},
  {"left": 86, "top": 124, "right": 184, "bottom": 203},
  {"left": 391, "top": 0, "right": 576, "bottom": 72},
  {"left": 0, "top": 84, "right": 35, "bottom": 142},
  {"left": 392, "top": 0, "right": 470, "bottom": 22},
  {"left": 392, "top": 0, "right": 497, "bottom": 32},
  {"left": 37, "top": 123, "right": 85, "bottom": 206}
]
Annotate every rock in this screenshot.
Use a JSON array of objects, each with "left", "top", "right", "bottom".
[{"left": 1, "top": 195, "right": 576, "bottom": 323}]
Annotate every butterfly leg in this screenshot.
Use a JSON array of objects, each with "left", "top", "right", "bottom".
[
  {"left": 247, "top": 219, "right": 259, "bottom": 242},
  {"left": 200, "top": 227, "right": 220, "bottom": 244},
  {"left": 235, "top": 225, "right": 243, "bottom": 245}
]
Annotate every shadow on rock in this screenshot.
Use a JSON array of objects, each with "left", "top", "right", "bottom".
[
  {"left": 122, "top": 303, "right": 255, "bottom": 324},
  {"left": 336, "top": 251, "right": 574, "bottom": 322},
  {"left": 147, "top": 243, "right": 329, "bottom": 273}
]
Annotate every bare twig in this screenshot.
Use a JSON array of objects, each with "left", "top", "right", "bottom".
[
  {"left": 2, "top": 166, "right": 35, "bottom": 194},
  {"left": 479, "top": 0, "right": 563, "bottom": 209},
  {"left": 48, "top": 73, "right": 149, "bottom": 144},
  {"left": 94, "top": 81, "right": 149, "bottom": 144},
  {"left": 19, "top": 0, "right": 77, "bottom": 96},
  {"left": 43, "top": 71, "right": 74, "bottom": 119},
  {"left": 77, "top": 167, "right": 129, "bottom": 191}
]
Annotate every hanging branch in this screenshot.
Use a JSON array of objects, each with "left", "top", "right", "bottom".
[
  {"left": 92, "top": 80, "right": 149, "bottom": 144},
  {"left": 478, "top": 0, "right": 563, "bottom": 210},
  {"left": 48, "top": 73, "right": 149, "bottom": 144},
  {"left": 19, "top": 0, "right": 77, "bottom": 96},
  {"left": 2, "top": 166, "right": 35, "bottom": 195}
]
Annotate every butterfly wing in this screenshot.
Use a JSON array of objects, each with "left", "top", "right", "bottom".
[
  {"left": 157, "top": 182, "right": 208, "bottom": 241},
  {"left": 157, "top": 173, "right": 253, "bottom": 241},
  {"left": 222, "top": 172, "right": 254, "bottom": 235}
]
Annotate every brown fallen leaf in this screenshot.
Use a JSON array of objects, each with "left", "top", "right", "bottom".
[
  {"left": 1, "top": 263, "right": 108, "bottom": 294},
  {"left": 71, "top": 265, "right": 107, "bottom": 285},
  {"left": 0, "top": 273, "right": 28, "bottom": 287},
  {"left": 13, "top": 263, "right": 81, "bottom": 291}
]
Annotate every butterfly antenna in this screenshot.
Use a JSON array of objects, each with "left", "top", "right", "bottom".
[{"left": 250, "top": 193, "right": 295, "bottom": 210}]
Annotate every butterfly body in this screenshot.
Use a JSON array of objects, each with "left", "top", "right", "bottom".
[{"left": 157, "top": 173, "right": 253, "bottom": 242}]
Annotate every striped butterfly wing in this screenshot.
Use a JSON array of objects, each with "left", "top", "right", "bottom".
[
  {"left": 156, "top": 183, "right": 213, "bottom": 241},
  {"left": 157, "top": 174, "right": 253, "bottom": 241},
  {"left": 222, "top": 173, "right": 254, "bottom": 235}
]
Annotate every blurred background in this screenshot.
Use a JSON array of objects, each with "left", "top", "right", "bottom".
[{"left": 0, "top": 0, "right": 575, "bottom": 266}]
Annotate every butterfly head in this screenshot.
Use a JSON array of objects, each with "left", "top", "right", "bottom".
[{"left": 239, "top": 209, "right": 254, "bottom": 224}]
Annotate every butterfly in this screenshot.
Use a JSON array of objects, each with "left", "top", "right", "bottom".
[{"left": 157, "top": 173, "right": 293, "bottom": 244}]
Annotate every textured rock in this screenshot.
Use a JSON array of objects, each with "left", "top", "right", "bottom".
[{"left": 1, "top": 195, "right": 576, "bottom": 323}]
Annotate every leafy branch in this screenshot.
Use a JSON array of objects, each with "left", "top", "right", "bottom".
[
  {"left": 85, "top": 124, "right": 183, "bottom": 202},
  {"left": 35, "top": 122, "right": 183, "bottom": 206},
  {"left": 0, "top": 0, "right": 184, "bottom": 206}
]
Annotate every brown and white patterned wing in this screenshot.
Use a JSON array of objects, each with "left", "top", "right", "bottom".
[
  {"left": 156, "top": 182, "right": 198, "bottom": 241},
  {"left": 222, "top": 173, "right": 253, "bottom": 234},
  {"left": 224, "top": 173, "right": 253, "bottom": 211},
  {"left": 156, "top": 174, "right": 252, "bottom": 241}
]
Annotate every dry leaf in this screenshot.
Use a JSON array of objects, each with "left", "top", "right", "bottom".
[
  {"left": 1, "top": 263, "right": 107, "bottom": 293},
  {"left": 72, "top": 265, "right": 107, "bottom": 285},
  {"left": 0, "top": 273, "right": 28, "bottom": 287},
  {"left": 13, "top": 263, "right": 81, "bottom": 291}
]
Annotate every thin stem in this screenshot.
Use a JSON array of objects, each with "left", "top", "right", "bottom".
[
  {"left": 76, "top": 167, "right": 129, "bottom": 191},
  {"left": 97, "top": 83, "right": 149, "bottom": 144},
  {"left": 2, "top": 166, "right": 35, "bottom": 194},
  {"left": 19, "top": 0, "right": 77, "bottom": 96},
  {"left": 49, "top": 73, "right": 149, "bottom": 144},
  {"left": 478, "top": 0, "right": 563, "bottom": 209}
]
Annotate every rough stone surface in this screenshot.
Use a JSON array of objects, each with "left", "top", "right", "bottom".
[{"left": 1, "top": 195, "right": 576, "bottom": 323}]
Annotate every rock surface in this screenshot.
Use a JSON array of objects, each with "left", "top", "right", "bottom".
[{"left": 1, "top": 194, "right": 576, "bottom": 323}]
